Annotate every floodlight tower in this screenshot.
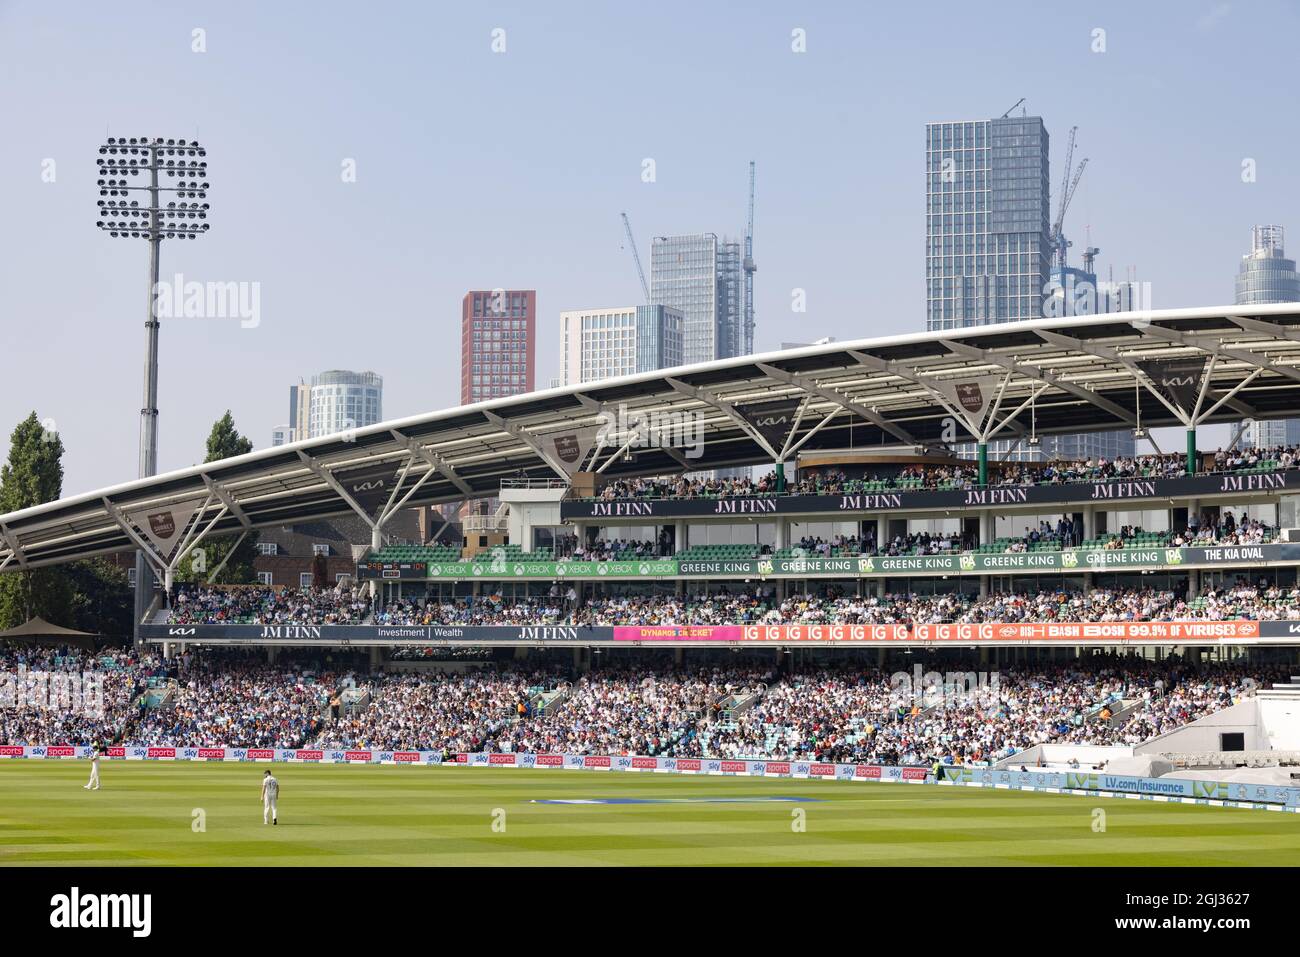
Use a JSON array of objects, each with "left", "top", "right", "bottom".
[{"left": 95, "top": 136, "right": 210, "bottom": 630}]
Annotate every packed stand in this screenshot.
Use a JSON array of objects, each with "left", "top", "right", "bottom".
[{"left": 167, "top": 583, "right": 372, "bottom": 625}]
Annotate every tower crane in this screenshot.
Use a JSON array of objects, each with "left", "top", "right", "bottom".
[
  {"left": 1051, "top": 126, "right": 1088, "bottom": 270},
  {"left": 742, "top": 161, "right": 756, "bottom": 355},
  {"left": 620, "top": 212, "right": 651, "bottom": 303}
]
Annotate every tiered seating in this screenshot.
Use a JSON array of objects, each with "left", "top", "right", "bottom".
[
  {"left": 1079, "top": 531, "right": 1165, "bottom": 550},
  {"left": 674, "top": 544, "right": 761, "bottom": 561},
  {"left": 770, "top": 545, "right": 862, "bottom": 558},
  {"left": 471, "top": 544, "right": 555, "bottom": 563},
  {"left": 369, "top": 544, "right": 462, "bottom": 563}
]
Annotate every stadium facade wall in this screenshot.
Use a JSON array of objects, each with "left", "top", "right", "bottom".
[
  {"left": 1133, "top": 700, "right": 1267, "bottom": 754},
  {"left": 559, "top": 469, "right": 1298, "bottom": 521},
  {"left": 357, "top": 543, "right": 1300, "bottom": 581},
  {"left": 139, "top": 619, "right": 1300, "bottom": 647}
]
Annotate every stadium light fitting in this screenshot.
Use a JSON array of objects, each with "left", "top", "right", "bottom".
[
  {"left": 95, "top": 135, "right": 212, "bottom": 641},
  {"left": 1131, "top": 379, "right": 1145, "bottom": 439}
]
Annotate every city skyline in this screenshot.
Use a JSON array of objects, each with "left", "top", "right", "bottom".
[{"left": 3, "top": 2, "right": 1298, "bottom": 493}]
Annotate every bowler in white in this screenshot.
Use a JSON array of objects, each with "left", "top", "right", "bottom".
[
  {"left": 261, "top": 770, "right": 279, "bottom": 825},
  {"left": 83, "top": 746, "right": 101, "bottom": 790}
]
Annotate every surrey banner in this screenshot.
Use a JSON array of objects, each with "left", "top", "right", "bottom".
[{"left": 124, "top": 495, "right": 206, "bottom": 564}]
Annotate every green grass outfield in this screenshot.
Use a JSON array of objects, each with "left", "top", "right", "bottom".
[{"left": 2, "top": 761, "right": 1299, "bottom": 866}]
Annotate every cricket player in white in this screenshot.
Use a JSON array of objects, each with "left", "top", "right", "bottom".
[
  {"left": 261, "top": 770, "right": 279, "bottom": 825},
  {"left": 83, "top": 746, "right": 101, "bottom": 790}
]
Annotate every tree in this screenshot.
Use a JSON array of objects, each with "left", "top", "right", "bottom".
[
  {"left": 64, "top": 558, "right": 134, "bottom": 641},
  {"left": 175, "top": 411, "right": 260, "bottom": 584},
  {"left": 205, "top": 410, "right": 253, "bottom": 461},
  {"left": 0, "top": 413, "right": 74, "bottom": 627}
]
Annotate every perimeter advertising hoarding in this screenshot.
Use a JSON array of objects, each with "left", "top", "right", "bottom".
[
  {"left": 559, "top": 469, "right": 1297, "bottom": 520},
  {"left": 4, "top": 746, "right": 1298, "bottom": 808},
  {"left": 140, "top": 620, "right": 1300, "bottom": 644},
  {"left": 367, "top": 543, "right": 1300, "bottom": 582},
  {"left": 417, "top": 559, "right": 678, "bottom": 580}
]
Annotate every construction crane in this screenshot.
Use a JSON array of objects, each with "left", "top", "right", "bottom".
[
  {"left": 1050, "top": 126, "right": 1089, "bottom": 270},
  {"left": 1082, "top": 225, "right": 1099, "bottom": 275},
  {"left": 620, "top": 211, "right": 651, "bottom": 303},
  {"left": 742, "top": 161, "right": 756, "bottom": 355},
  {"left": 1001, "top": 97, "right": 1025, "bottom": 118}
]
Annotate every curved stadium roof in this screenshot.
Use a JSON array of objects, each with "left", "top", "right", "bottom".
[{"left": 4, "top": 303, "right": 1300, "bottom": 571}]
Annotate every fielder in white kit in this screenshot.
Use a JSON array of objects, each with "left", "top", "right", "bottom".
[
  {"left": 261, "top": 770, "right": 279, "bottom": 825},
  {"left": 83, "top": 745, "right": 101, "bottom": 790}
]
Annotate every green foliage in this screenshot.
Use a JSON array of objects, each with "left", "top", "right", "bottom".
[
  {"left": 0, "top": 413, "right": 74, "bottom": 627},
  {"left": 64, "top": 558, "right": 134, "bottom": 640},
  {"left": 204, "top": 411, "right": 253, "bottom": 463}
]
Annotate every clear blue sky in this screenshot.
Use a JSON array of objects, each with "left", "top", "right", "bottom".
[{"left": 1, "top": 0, "right": 1295, "bottom": 493}]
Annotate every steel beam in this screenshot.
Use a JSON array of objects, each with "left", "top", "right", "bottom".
[
  {"left": 756, "top": 362, "right": 919, "bottom": 446},
  {"left": 482, "top": 411, "right": 575, "bottom": 480},
  {"left": 665, "top": 377, "right": 784, "bottom": 462},
  {"left": 940, "top": 338, "right": 1137, "bottom": 427},
  {"left": 295, "top": 450, "right": 380, "bottom": 530}
]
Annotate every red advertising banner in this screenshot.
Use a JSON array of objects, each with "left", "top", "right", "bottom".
[
  {"left": 614, "top": 625, "right": 744, "bottom": 642},
  {"left": 741, "top": 624, "right": 911, "bottom": 642},
  {"left": 615, "top": 620, "right": 1265, "bottom": 643},
  {"left": 912, "top": 621, "right": 1262, "bottom": 642}
]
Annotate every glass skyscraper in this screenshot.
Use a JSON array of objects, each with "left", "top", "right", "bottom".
[
  {"left": 926, "top": 116, "right": 1051, "bottom": 331},
  {"left": 926, "top": 114, "right": 1132, "bottom": 462},
  {"left": 1237, "top": 226, "right": 1300, "bottom": 448},
  {"left": 307, "top": 370, "right": 383, "bottom": 438},
  {"left": 560, "top": 304, "right": 684, "bottom": 385},
  {"left": 650, "top": 233, "right": 746, "bottom": 365}
]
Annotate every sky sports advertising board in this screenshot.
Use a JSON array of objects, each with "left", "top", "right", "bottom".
[{"left": 3, "top": 745, "right": 1298, "bottom": 810}]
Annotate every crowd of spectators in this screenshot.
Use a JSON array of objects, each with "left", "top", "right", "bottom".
[
  {"left": 167, "top": 583, "right": 371, "bottom": 625},
  {"left": 5, "top": 648, "right": 1277, "bottom": 765},
  {"left": 585, "top": 446, "right": 1300, "bottom": 501},
  {"left": 166, "top": 581, "right": 1300, "bottom": 629},
  {"left": 0, "top": 646, "right": 162, "bottom": 748},
  {"left": 129, "top": 659, "right": 342, "bottom": 749}
]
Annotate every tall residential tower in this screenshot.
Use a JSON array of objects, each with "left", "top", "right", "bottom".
[
  {"left": 925, "top": 116, "right": 1051, "bottom": 331},
  {"left": 461, "top": 289, "right": 537, "bottom": 404},
  {"left": 560, "top": 304, "right": 684, "bottom": 385},
  {"left": 650, "top": 233, "right": 746, "bottom": 365},
  {"left": 1237, "top": 226, "right": 1300, "bottom": 448}
]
